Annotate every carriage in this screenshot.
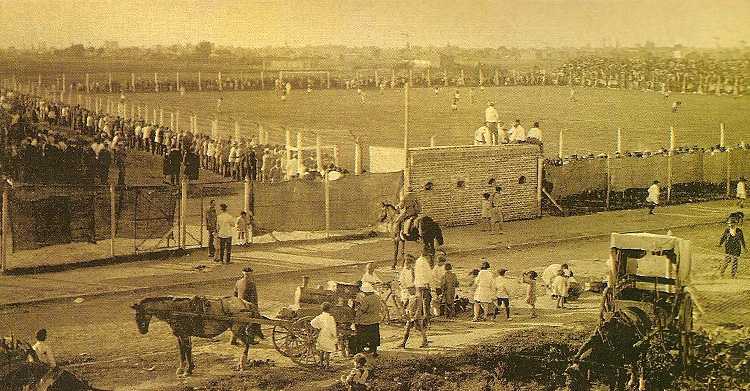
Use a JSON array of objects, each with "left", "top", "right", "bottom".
[{"left": 568, "top": 232, "right": 696, "bottom": 390}]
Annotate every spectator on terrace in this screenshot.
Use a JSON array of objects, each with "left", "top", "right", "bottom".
[
  {"left": 509, "top": 119, "right": 526, "bottom": 143},
  {"left": 527, "top": 122, "right": 542, "bottom": 145}
]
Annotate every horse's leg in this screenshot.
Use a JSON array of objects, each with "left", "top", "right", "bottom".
[
  {"left": 184, "top": 336, "right": 195, "bottom": 375},
  {"left": 175, "top": 336, "right": 185, "bottom": 375},
  {"left": 392, "top": 239, "right": 399, "bottom": 269}
]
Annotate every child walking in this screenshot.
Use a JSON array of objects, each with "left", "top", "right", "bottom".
[
  {"left": 494, "top": 269, "right": 511, "bottom": 320},
  {"left": 311, "top": 302, "right": 338, "bottom": 368},
  {"left": 524, "top": 270, "right": 538, "bottom": 318}
]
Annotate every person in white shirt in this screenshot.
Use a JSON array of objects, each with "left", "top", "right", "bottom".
[
  {"left": 32, "top": 329, "right": 56, "bottom": 367},
  {"left": 527, "top": 122, "right": 542, "bottom": 144},
  {"left": 474, "top": 122, "right": 492, "bottom": 145},
  {"left": 509, "top": 119, "right": 526, "bottom": 143},
  {"left": 361, "top": 262, "right": 383, "bottom": 287},
  {"left": 646, "top": 180, "right": 660, "bottom": 215},
  {"left": 484, "top": 102, "right": 499, "bottom": 144},
  {"left": 430, "top": 256, "right": 447, "bottom": 316},
  {"left": 413, "top": 253, "right": 433, "bottom": 318},
  {"left": 737, "top": 177, "right": 747, "bottom": 208},
  {"left": 398, "top": 255, "right": 416, "bottom": 306},
  {"left": 216, "top": 204, "right": 235, "bottom": 263},
  {"left": 472, "top": 261, "right": 496, "bottom": 321},
  {"left": 494, "top": 269, "right": 511, "bottom": 320}
]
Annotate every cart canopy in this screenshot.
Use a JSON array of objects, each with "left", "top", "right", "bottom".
[{"left": 610, "top": 232, "right": 691, "bottom": 285}]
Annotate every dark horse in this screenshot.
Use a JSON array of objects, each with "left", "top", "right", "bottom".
[
  {"left": 132, "top": 296, "right": 263, "bottom": 376},
  {"left": 380, "top": 202, "right": 444, "bottom": 268},
  {"left": 1, "top": 336, "right": 105, "bottom": 391},
  {"left": 567, "top": 306, "right": 652, "bottom": 391}
]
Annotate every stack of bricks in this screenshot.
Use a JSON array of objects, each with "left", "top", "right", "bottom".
[{"left": 409, "top": 144, "right": 541, "bottom": 226}]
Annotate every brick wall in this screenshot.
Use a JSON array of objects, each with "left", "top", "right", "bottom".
[{"left": 409, "top": 144, "right": 541, "bottom": 226}]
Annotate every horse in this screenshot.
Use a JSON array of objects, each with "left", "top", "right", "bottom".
[
  {"left": 566, "top": 306, "right": 653, "bottom": 391},
  {"left": 132, "top": 295, "right": 263, "bottom": 376},
  {"left": 1, "top": 336, "right": 105, "bottom": 391},
  {"left": 379, "top": 202, "right": 444, "bottom": 268}
]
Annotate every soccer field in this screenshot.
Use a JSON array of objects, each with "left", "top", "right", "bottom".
[{"left": 96, "top": 86, "right": 750, "bottom": 166}]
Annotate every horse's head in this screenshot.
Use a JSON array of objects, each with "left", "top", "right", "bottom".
[
  {"left": 131, "top": 303, "right": 152, "bottom": 334},
  {"left": 379, "top": 202, "right": 396, "bottom": 223}
]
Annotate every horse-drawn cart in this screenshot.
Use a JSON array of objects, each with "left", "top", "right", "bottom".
[{"left": 568, "top": 232, "right": 696, "bottom": 391}]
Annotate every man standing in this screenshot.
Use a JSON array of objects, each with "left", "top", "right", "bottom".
[
  {"left": 206, "top": 199, "right": 217, "bottom": 259},
  {"left": 413, "top": 252, "right": 433, "bottom": 319},
  {"left": 484, "top": 102, "right": 499, "bottom": 144},
  {"left": 216, "top": 203, "right": 235, "bottom": 264},
  {"left": 647, "top": 180, "right": 660, "bottom": 215},
  {"left": 233, "top": 267, "right": 263, "bottom": 344}
]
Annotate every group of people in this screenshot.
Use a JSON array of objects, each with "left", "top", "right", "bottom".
[
  {"left": 469, "top": 261, "right": 542, "bottom": 321},
  {"left": 555, "top": 56, "right": 747, "bottom": 96},
  {"left": 205, "top": 199, "right": 253, "bottom": 264},
  {"left": 474, "top": 102, "right": 542, "bottom": 146}
]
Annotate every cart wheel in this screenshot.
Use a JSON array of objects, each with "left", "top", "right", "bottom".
[
  {"left": 677, "top": 293, "right": 694, "bottom": 366},
  {"left": 272, "top": 325, "right": 293, "bottom": 357},
  {"left": 288, "top": 316, "right": 321, "bottom": 368}
]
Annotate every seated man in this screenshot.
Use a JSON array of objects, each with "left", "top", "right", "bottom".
[{"left": 395, "top": 188, "right": 421, "bottom": 238}]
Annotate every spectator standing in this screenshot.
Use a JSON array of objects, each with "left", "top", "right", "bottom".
[
  {"left": 737, "top": 177, "right": 747, "bottom": 208},
  {"left": 413, "top": 252, "right": 433, "bottom": 319},
  {"left": 236, "top": 211, "right": 250, "bottom": 246},
  {"left": 310, "top": 302, "right": 337, "bottom": 369},
  {"left": 491, "top": 186, "right": 504, "bottom": 235},
  {"left": 32, "top": 329, "right": 56, "bottom": 367},
  {"left": 472, "top": 261, "right": 496, "bottom": 321},
  {"left": 494, "top": 269, "right": 511, "bottom": 321},
  {"left": 206, "top": 199, "right": 217, "bottom": 259},
  {"left": 398, "top": 287, "right": 428, "bottom": 349},
  {"left": 97, "top": 142, "right": 111, "bottom": 184},
  {"left": 167, "top": 145, "right": 182, "bottom": 185},
  {"left": 484, "top": 102, "right": 499, "bottom": 144},
  {"left": 438, "top": 263, "right": 459, "bottom": 317},
  {"left": 354, "top": 283, "right": 382, "bottom": 357},
  {"left": 232, "top": 266, "right": 262, "bottom": 345},
  {"left": 430, "top": 256, "right": 447, "bottom": 316},
  {"left": 216, "top": 203, "right": 235, "bottom": 264},
  {"left": 481, "top": 193, "right": 493, "bottom": 232},
  {"left": 524, "top": 270, "right": 539, "bottom": 318},
  {"left": 647, "top": 180, "right": 660, "bottom": 215},
  {"left": 718, "top": 219, "right": 747, "bottom": 278}
]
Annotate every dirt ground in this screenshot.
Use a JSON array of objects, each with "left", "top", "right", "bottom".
[{"left": 2, "top": 223, "right": 749, "bottom": 390}]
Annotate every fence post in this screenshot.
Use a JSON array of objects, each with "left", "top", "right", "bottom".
[
  {"left": 245, "top": 176, "right": 253, "bottom": 244},
  {"left": 558, "top": 130, "right": 563, "bottom": 159},
  {"left": 616, "top": 128, "right": 622, "bottom": 155},
  {"left": 316, "top": 134, "right": 323, "bottom": 174},
  {"left": 726, "top": 150, "right": 732, "bottom": 197},
  {"left": 354, "top": 138, "right": 362, "bottom": 175},
  {"left": 325, "top": 173, "right": 331, "bottom": 238},
  {"left": 1, "top": 185, "right": 8, "bottom": 273},
  {"left": 606, "top": 156, "right": 612, "bottom": 210},
  {"left": 668, "top": 126, "right": 674, "bottom": 203},
  {"left": 297, "top": 132, "right": 304, "bottom": 175},
  {"left": 720, "top": 123, "right": 725, "bottom": 148},
  {"left": 537, "top": 157, "right": 543, "bottom": 217},
  {"left": 285, "top": 129, "right": 292, "bottom": 179},
  {"left": 110, "top": 183, "right": 116, "bottom": 257},
  {"left": 181, "top": 179, "right": 187, "bottom": 249},
  {"left": 199, "top": 187, "right": 204, "bottom": 247},
  {"left": 333, "top": 144, "right": 340, "bottom": 167}
]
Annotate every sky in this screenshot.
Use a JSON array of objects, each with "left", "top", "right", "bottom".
[{"left": 0, "top": 0, "right": 748, "bottom": 49}]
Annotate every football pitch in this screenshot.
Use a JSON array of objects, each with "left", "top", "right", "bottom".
[{"left": 97, "top": 85, "right": 750, "bottom": 164}]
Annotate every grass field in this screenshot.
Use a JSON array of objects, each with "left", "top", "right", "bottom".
[{"left": 90, "top": 86, "right": 750, "bottom": 169}]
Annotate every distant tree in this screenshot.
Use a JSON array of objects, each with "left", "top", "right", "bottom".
[{"left": 195, "top": 41, "right": 215, "bottom": 61}]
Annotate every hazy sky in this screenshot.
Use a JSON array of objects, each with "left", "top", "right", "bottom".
[{"left": 1, "top": 0, "right": 748, "bottom": 49}]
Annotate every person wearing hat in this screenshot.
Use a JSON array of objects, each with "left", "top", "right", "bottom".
[
  {"left": 395, "top": 186, "right": 421, "bottom": 239},
  {"left": 354, "top": 282, "right": 382, "bottom": 357},
  {"left": 216, "top": 203, "right": 235, "bottom": 263},
  {"left": 509, "top": 119, "right": 526, "bottom": 143},
  {"left": 232, "top": 266, "right": 263, "bottom": 344},
  {"left": 484, "top": 102, "right": 499, "bottom": 145},
  {"left": 646, "top": 180, "right": 661, "bottom": 215}
]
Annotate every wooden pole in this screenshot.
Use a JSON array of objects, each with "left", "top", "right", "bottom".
[
  {"left": 154, "top": 72, "right": 159, "bottom": 92},
  {"left": 297, "top": 131, "right": 304, "bottom": 175},
  {"left": 430, "top": 135, "right": 436, "bottom": 148},
  {"left": 606, "top": 156, "right": 612, "bottom": 210},
  {"left": 62, "top": 73, "right": 66, "bottom": 92},
  {"left": 110, "top": 183, "right": 116, "bottom": 257},
  {"left": 1, "top": 186, "right": 8, "bottom": 273},
  {"left": 616, "top": 128, "right": 622, "bottom": 155},
  {"left": 354, "top": 138, "right": 361, "bottom": 175},
  {"left": 537, "top": 156, "right": 543, "bottom": 217},
  {"left": 285, "top": 129, "right": 292, "bottom": 179},
  {"left": 198, "top": 71, "right": 202, "bottom": 91},
  {"left": 670, "top": 126, "right": 675, "bottom": 151},
  {"left": 333, "top": 144, "right": 340, "bottom": 167},
  {"left": 170, "top": 112, "right": 175, "bottom": 131},
  {"left": 131, "top": 73, "right": 135, "bottom": 91},
  {"left": 176, "top": 71, "right": 180, "bottom": 91},
  {"left": 180, "top": 179, "right": 187, "bottom": 249},
  {"left": 404, "top": 83, "right": 410, "bottom": 190},
  {"left": 218, "top": 72, "right": 222, "bottom": 91},
  {"left": 726, "top": 149, "right": 732, "bottom": 197},
  {"left": 244, "top": 175, "right": 251, "bottom": 218},
  {"left": 325, "top": 173, "right": 331, "bottom": 238},
  {"left": 668, "top": 126, "right": 675, "bottom": 202},
  {"left": 316, "top": 134, "right": 323, "bottom": 173},
  {"left": 720, "top": 123, "right": 725, "bottom": 148},
  {"left": 108, "top": 73, "right": 112, "bottom": 92},
  {"left": 558, "top": 130, "right": 564, "bottom": 159},
  {"left": 85, "top": 73, "right": 90, "bottom": 93},
  {"left": 247, "top": 179, "right": 254, "bottom": 244}
]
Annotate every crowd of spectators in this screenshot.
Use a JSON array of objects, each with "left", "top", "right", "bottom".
[{"left": 0, "top": 88, "right": 350, "bottom": 187}]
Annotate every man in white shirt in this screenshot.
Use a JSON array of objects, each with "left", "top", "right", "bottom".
[
  {"left": 32, "top": 329, "right": 56, "bottom": 367},
  {"left": 509, "top": 119, "right": 526, "bottom": 143},
  {"left": 646, "top": 180, "right": 660, "bottom": 215},
  {"left": 484, "top": 102, "right": 500, "bottom": 144},
  {"left": 527, "top": 122, "right": 542, "bottom": 144},
  {"left": 216, "top": 203, "right": 235, "bottom": 263},
  {"left": 474, "top": 123, "right": 491, "bottom": 145}
]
